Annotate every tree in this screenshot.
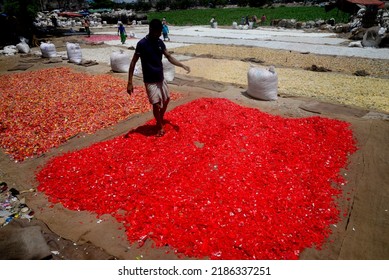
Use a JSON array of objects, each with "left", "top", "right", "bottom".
[
  {"left": 1, "top": 0, "right": 40, "bottom": 45},
  {"left": 33, "top": 1, "right": 89, "bottom": 11},
  {"left": 90, "top": 0, "right": 114, "bottom": 9},
  {"left": 155, "top": 0, "right": 170, "bottom": 11},
  {"left": 134, "top": 0, "right": 152, "bottom": 11},
  {"left": 170, "top": 0, "right": 192, "bottom": 10},
  {"left": 237, "top": 0, "right": 249, "bottom": 7},
  {"left": 3, "top": 0, "right": 39, "bottom": 17},
  {"left": 248, "top": 0, "right": 267, "bottom": 7}
]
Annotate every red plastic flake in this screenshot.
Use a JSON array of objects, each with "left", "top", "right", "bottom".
[
  {"left": 36, "top": 98, "right": 357, "bottom": 260},
  {"left": 0, "top": 67, "right": 181, "bottom": 161}
]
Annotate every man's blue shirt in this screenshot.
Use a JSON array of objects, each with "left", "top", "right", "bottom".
[{"left": 135, "top": 35, "right": 166, "bottom": 83}]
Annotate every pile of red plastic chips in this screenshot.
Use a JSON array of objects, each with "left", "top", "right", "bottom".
[
  {"left": 37, "top": 98, "right": 357, "bottom": 259},
  {"left": 83, "top": 34, "right": 124, "bottom": 43},
  {"left": 0, "top": 67, "right": 181, "bottom": 161}
]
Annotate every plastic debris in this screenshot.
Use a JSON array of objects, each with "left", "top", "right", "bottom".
[
  {"left": 37, "top": 98, "right": 357, "bottom": 260},
  {"left": 0, "top": 182, "right": 35, "bottom": 227}
]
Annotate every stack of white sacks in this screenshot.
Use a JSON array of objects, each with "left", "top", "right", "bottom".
[
  {"left": 3, "top": 38, "right": 176, "bottom": 81},
  {"left": 40, "top": 41, "right": 82, "bottom": 63},
  {"left": 1, "top": 37, "right": 30, "bottom": 55},
  {"left": 110, "top": 50, "right": 175, "bottom": 82}
]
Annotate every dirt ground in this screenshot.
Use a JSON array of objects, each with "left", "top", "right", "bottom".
[{"left": 0, "top": 33, "right": 388, "bottom": 260}]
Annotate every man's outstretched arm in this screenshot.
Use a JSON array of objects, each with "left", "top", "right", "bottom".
[{"left": 164, "top": 49, "right": 191, "bottom": 73}]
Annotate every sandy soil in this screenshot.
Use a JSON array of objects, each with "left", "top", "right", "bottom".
[{"left": 0, "top": 30, "right": 388, "bottom": 260}]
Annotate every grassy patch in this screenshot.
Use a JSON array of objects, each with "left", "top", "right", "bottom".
[{"left": 147, "top": 6, "right": 349, "bottom": 26}]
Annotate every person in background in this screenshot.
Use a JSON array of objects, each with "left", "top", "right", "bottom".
[
  {"left": 210, "top": 17, "right": 215, "bottom": 28},
  {"left": 245, "top": 16, "right": 250, "bottom": 25},
  {"left": 261, "top": 14, "right": 267, "bottom": 26},
  {"left": 252, "top": 15, "right": 258, "bottom": 28},
  {"left": 117, "top": 22, "right": 127, "bottom": 44},
  {"left": 83, "top": 18, "right": 90, "bottom": 37},
  {"left": 162, "top": 20, "right": 170, "bottom": 41},
  {"left": 51, "top": 15, "right": 58, "bottom": 28},
  {"left": 127, "top": 19, "right": 191, "bottom": 137}
]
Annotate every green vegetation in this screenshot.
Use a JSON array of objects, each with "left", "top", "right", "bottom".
[
  {"left": 0, "top": 0, "right": 40, "bottom": 45},
  {"left": 146, "top": 6, "right": 350, "bottom": 26},
  {"left": 2, "top": 0, "right": 39, "bottom": 19}
]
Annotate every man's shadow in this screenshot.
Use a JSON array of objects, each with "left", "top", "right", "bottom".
[{"left": 124, "top": 120, "right": 180, "bottom": 138}]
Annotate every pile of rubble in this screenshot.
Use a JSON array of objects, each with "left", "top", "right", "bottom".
[
  {"left": 269, "top": 18, "right": 335, "bottom": 29},
  {"left": 267, "top": 7, "right": 388, "bottom": 48},
  {"left": 347, "top": 7, "right": 389, "bottom": 47},
  {"left": 33, "top": 8, "right": 147, "bottom": 31},
  {"left": 34, "top": 11, "right": 104, "bottom": 29}
]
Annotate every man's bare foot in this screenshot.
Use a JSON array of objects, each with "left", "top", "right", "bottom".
[{"left": 156, "top": 129, "right": 165, "bottom": 137}]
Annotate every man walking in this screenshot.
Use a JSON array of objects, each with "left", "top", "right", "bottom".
[{"left": 127, "top": 19, "right": 190, "bottom": 136}]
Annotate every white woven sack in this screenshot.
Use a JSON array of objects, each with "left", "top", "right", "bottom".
[
  {"left": 16, "top": 38, "right": 30, "bottom": 54},
  {"left": 348, "top": 41, "right": 363, "bottom": 48},
  {"left": 110, "top": 50, "right": 130, "bottom": 73},
  {"left": 66, "top": 42, "right": 82, "bottom": 64},
  {"left": 2, "top": 45, "right": 17, "bottom": 56},
  {"left": 163, "top": 58, "right": 175, "bottom": 82},
  {"left": 247, "top": 66, "right": 278, "bottom": 101},
  {"left": 362, "top": 27, "right": 382, "bottom": 48},
  {"left": 40, "top": 42, "right": 57, "bottom": 58}
]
